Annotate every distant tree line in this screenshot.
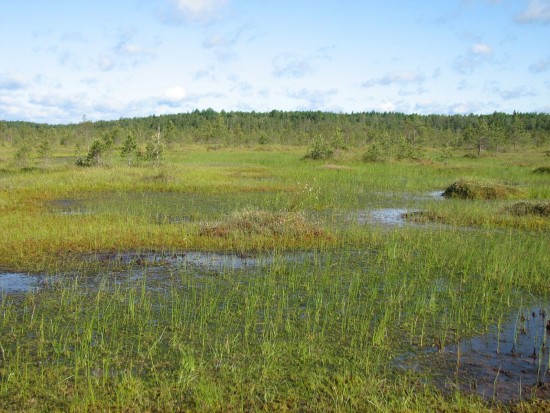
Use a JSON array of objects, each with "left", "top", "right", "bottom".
[{"left": 1, "top": 110, "right": 549, "bottom": 161}]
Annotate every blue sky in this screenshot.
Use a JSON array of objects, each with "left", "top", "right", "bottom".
[{"left": 0, "top": 0, "right": 549, "bottom": 124}]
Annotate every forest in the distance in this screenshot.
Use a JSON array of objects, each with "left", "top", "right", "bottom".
[{"left": 2, "top": 110, "right": 550, "bottom": 162}]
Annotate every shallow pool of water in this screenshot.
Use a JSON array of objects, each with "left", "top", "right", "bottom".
[
  {"left": 398, "top": 303, "right": 550, "bottom": 403},
  {"left": 0, "top": 273, "right": 46, "bottom": 293}
]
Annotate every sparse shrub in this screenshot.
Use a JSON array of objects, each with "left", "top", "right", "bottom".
[
  {"left": 443, "top": 179, "right": 522, "bottom": 200},
  {"left": 362, "top": 141, "right": 385, "bottom": 163},
  {"left": 75, "top": 139, "right": 105, "bottom": 167},
  {"left": 504, "top": 201, "right": 550, "bottom": 217},
  {"left": 435, "top": 144, "right": 453, "bottom": 164},
  {"left": 120, "top": 131, "right": 139, "bottom": 166},
  {"left": 13, "top": 145, "right": 32, "bottom": 167},
  {"left": 303, "top": 135, "right": 333, "bottom": 160},
  {"left": 395, "top": 138, "right": 423, "bottom": 161},
  {"left": 257, "top": 133, "right": 270, "bottom": 145},
  {"left": 36, "top": 139, "right": 52, "bottom": 164},
  {"left": 145, "top": 140, "right": 164, "bottom": 163},
  {"left": 533, "top": 166, "right": 550, "bottom": 174}
]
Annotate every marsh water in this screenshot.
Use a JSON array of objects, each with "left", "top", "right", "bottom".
[
  {"left": 4, "top": 190, "right": 542, "bottom": 403},
  {"left": 48, "top": 190, "right": 447, "bottom": 228},
  {"left": 397, "top": 304, "right": 550, "bottom": 402}
]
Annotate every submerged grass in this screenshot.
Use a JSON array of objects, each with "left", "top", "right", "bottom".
[{"left": 1, "top": 145, "right": 550, "bottom": 411}]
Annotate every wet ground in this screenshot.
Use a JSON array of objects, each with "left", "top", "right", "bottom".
[
  {"left": 0, "top": 272, "right": 48, "bottom": 293},
  {"left": 397, "top": 304, "right": 550, "bottom": 403},
  {"left": 48, "top": 190, "right": 447, "bottom": 228},
  {"left": 0, "top": 250, "right": 313, "bottom": 294},
  {"left": 357, "top": 208, "right": 416, "bottom": 227}
]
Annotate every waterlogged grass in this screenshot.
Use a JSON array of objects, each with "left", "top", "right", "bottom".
[
  {"left": 2, "top": 231, "right": 546, "bottom": 411},
  {"left": 1, "top": 145, "right": 550, "bottom": 411}
]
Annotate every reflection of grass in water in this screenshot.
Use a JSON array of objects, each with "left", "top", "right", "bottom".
[{"left": 400, "top": 302, "right": 550, "bottom": 403}]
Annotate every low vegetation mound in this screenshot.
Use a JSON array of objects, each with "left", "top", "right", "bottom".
[
  {"left": 533, "top": 166, "right": 550, "bottom": 174},
  {"left": 402, "top": 210, "right": 446, "bottom": 224},
  {"left": 443, "top": 179, "right": 521, "bottom": 200},
  {"left": 504, "top": 201, "right": 550, "bottom": 217},
  {"left": 199, "top": 209, "right": 325, "bottom": 238}
]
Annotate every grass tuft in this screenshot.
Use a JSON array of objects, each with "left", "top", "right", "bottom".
[
  {"left": 402, "top": 210, "right": 447, "bottom": 224},
  {"left": 199, "top": 208, "right": 326, "bottom": 238},
  {"left": 443, "top": 178, "right": 522, "bottom": 200},
  {"left": 504, "top": 201, "right": 550, "bottom": 217}
]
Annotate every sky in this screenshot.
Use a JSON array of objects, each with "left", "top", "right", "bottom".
[{"left": 0, "top": 0, "right": 549, "bottom": 124}]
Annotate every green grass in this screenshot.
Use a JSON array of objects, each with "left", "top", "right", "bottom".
[{"left": 0, "top": 144, "right": 549, "bottom": 411}]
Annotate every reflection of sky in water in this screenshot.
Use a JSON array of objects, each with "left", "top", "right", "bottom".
[{"left": 0, "top": 273, "right": 40, "bottom": 292}]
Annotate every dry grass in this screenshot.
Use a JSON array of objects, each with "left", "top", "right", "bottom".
[
  {"left": 317, "top": 164, "right": 354, "bottom": 171},
  {"left": 199, "top": 208, "right": 326, "bottom": 239},
  {"left": 504, "top": 201, "right": 550, "bottom": 217},
  {"left": 402, "top": 210, "right": 447, "bottom": 224}
]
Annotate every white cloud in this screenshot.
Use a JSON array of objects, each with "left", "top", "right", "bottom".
[
  {"left": 0, "top": 73, "right": 28, "bottom": 90},
  {"left": 115, "top": 32, "right": 158, "bottom": 61},
  {"left": 164, "top": 86, "right": 187, "bottom": 102},
  {"left": 202, "top": 25, "right": 248, "bottom": 49},
  {"left": 449, "top": 102, "right": 479, "bottom": 114},
  {"left": 497, "top": 86, "right": 537, "bottom": 100},
  {"left": 529, "top": 57, "right": 550, "bottom": 72},
  {"left": 471, "top": 43, "right": 492, "bottom": 56},
  {"left": 287, "top": 88, "right": 338, "bottom": 109},
  {"left": 516, "top": 0, "right": 550, "bottom": 24},
  {"left": 398, "top": 87, "right": 428, "bottom": 96},
  {"left": 453, "top": 43, "right": 494, "bottom": 74},
  {"left": 120, "top": 44, "right": 156, "bottom": 58},
  {"left": 379, "top": 102, "right": 396, "bottom": 112},
  {"left": 166, "top": 0, "right": 229, "bottom": 22},
  {"left": 228, "top": 75, "right": 253, "bottom": 95},
  {"left": 362, "top": 71, "right": 426, "bottom": 87},
  {"left": 272, "top": 53, "right": 315, "bottom": 78},
  {"left": 98, "top": 56, "right": 116, "bottom": 71}
]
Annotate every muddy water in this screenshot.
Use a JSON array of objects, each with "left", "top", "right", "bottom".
[{"left": 398, "top": 304, "right": 550, "bottom": 402}]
